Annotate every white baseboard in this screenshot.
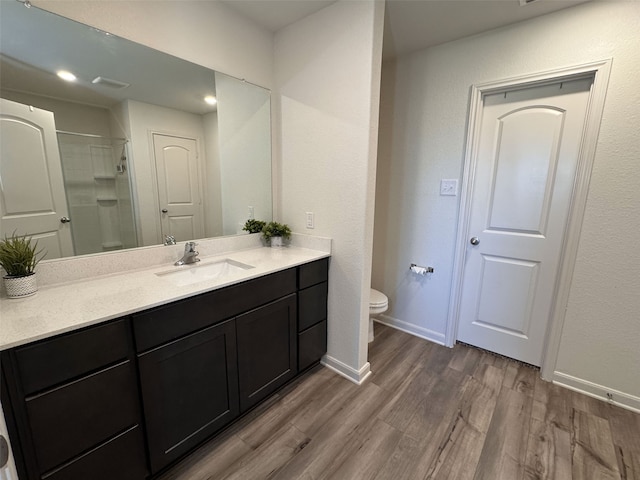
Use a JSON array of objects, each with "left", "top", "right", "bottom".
[
  {"left": 553, "top": 371, "right": 640, "bottom": 414},
  {"left": 375, "top": 315, "right": 446, "bottom": 346},
  {"left": 321, "top": 355, "right": 372, "bottom": 385}
]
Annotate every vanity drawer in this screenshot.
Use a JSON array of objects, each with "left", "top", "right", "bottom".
[
  {"left": 299, "top": 320, "right": 327, "bottom": 371},
  {"left": 298, "top": 258, "right": 329, "bottom": 289},
  {"left": 298, "top": 282, "right": 328, "bottom": 332},
  {"left": 133, "top": 268, "right": 297, "bottom": 351},
  {"left": 25, "top": 361, "right": 140, "bottom": 474},
  {"left": 13, "top": 319, "right": 130, "bottom": 395},
  {"left": 43, "top": 426, "right": 147, "bottom": 480}
]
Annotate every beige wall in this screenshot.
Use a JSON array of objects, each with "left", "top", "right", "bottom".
[
  {"left": 374, "top": 1, "right": 640, "bottom": 404},
  {"left": 0, "top": 91, "right": 112, "bottom": 137}
]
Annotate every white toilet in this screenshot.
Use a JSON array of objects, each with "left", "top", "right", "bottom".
[{"left": 369, "top": 288, "right": 389, "bottom": 343}]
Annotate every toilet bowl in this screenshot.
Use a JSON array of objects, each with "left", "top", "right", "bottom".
[{"left": 369, "top": 288, "right": 388, "bottom": 343}]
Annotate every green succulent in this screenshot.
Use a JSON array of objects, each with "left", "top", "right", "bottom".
[
  {"left": 261, "top": 222, "right": 292, "bottom": 241},
  {"left": 243, "top": 219, "right": 267, "bottom": 234},
  {"left": 0, "top": 232, "right": 46, "bottom": 277}
]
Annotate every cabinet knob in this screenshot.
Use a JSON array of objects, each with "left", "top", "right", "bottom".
[
  {"left": 470, "top": 237, "right": 480, "bottom": 245},
  {"left": 161, "top": 209, "right": 168, "bottom": 214},
  {"left": 60, "top": 216, "right": 71, "bottom": 224}
]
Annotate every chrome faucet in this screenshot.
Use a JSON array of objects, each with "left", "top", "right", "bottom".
[{"left": 175, "top": 241, "right": 200, "bottom": 266}]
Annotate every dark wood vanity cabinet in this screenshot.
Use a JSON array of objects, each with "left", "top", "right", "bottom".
[
  {"left": 137, "top": 319, "right": 239, "bottom": 474},
  {"left": 237, "top": 294, "right": 297, "bottom": 412},
  {"left": 2, "top": 258, "right": 329, "bottom": 479},
  {"left": 131, "top": 267, "right": 299, "bottom": 473},
  {"left": 0, "top": 319, "right": 147, "bottom": 480},
  {"left": 298, "top": 258, "right": 329, "bottom": 371}
]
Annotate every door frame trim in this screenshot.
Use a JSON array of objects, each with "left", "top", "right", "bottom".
[{"left": 445, "top": 59, "right": 612, "bottom": 380}]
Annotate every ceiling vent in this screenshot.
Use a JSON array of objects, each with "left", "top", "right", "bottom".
[
  {"left": 91, "top": 76, "right": 130, "bottom": 89},
  {"left": 519, "top": 0, "right": 541, "bottom": 5}
]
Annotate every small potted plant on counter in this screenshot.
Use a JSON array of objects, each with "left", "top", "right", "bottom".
[
  {"left": 242, "top": 219, "right": 267, "bottom": 234},
  {"left": 261, "top": 221, "right": 291, "bottom": 247},
  {"left": 0, "top": 232, "right": 46, "bottom": 298}
]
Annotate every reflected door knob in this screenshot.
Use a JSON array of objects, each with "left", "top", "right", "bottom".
[
  {"left": 161, "top": 209, "right": 168, "bottom": 214},
  {"left": 60, "top": 216, "right": 71, "bottom": 223},
  {"left": 470, "top": 237, "right": 480, "bottom": 245}
]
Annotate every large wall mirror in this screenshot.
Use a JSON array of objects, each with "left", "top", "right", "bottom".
[{"left": 0, "top": 0, "right": 272, "bottom": 260}]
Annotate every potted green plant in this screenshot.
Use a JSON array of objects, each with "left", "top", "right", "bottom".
[
  {"left": 0, "top": 232, "right": 46, "bottom": 298},
  {"left": 261, "top": 221, "right": 291, "bottom": 247},
  {"left": 242, "top": 219, "right": 266, "bottom": 234}
]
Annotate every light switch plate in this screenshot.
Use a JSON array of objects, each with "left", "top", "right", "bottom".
[{"left": 440, "top": 179, "right": 458, "bottom": 196}]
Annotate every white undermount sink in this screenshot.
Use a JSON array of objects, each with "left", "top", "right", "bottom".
[{"left": 156, "top": 259, "right": 254, "bottom": 286}]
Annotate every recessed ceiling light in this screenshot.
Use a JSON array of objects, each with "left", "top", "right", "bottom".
[
  {"left": 57, "top": 70, "right": 77, "bottom": 82},
  {"left": 92, "top": 76, "right": 130, "bottom": 89},
  {"left": 204, "top": 95, "right": 217, "bottom": 105}
]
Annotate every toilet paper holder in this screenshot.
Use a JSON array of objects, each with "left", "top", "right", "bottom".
[{"left": 410, "top": 263, "right": 434, "bottom": 275}]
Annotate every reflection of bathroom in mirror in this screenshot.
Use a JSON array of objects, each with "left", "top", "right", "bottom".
[{"left": 0, "top": 0, "right": 272, "bottom": 260}]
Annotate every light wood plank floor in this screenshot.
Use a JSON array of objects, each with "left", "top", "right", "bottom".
[{"left": 159, "top": 324, "right": 640, "bottom": 480}]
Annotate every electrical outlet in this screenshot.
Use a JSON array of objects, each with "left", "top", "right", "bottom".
[
  {"left": 440, "top": 179, "right": 458, "bottom": 196},
  {"left": 305, "top": 212, "right": 314, "bottom": 229},
  {"left": 248, "top": 206, "right": 254, "bottom": 219}
]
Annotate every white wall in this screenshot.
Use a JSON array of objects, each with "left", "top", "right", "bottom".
[
  {"left": 32, "top": 0, "right": 273, "bottom": 89},
  {"left": 215, "top": 73, "right": 272, "bottom": 235},
  {"left": 374, "top": 1, "right": 640, "bottom": 403},
  {"left": 276, "top": 0, "right": 385, "bottom": 382}
]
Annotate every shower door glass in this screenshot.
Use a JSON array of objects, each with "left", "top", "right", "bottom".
[{"left": 57, "top": 133, "right": 138, "bottom": 255}]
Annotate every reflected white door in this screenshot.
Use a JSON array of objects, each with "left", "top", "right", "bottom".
[
  {"left": 0, "top": 99, "right": 74, "bottom": 259},
  {"left": 152, "top": 134, "right": 204, "bottom": 242},
  {"left": 457, "top": 78, "right": 592, "bottom": 366}
]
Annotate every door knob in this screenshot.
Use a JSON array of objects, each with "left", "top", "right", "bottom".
[
  {"left": 470, "top": 237, "right": 480, "bottom": 245},
  {"left": 161, "top": 209, "right": 168, "bottom": 214},
  {"left": 60, "top": 216, "right": 71, "bottom": 224}
]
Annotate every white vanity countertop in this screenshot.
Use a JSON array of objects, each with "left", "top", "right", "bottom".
[{"left": 0, "top": 246, "right": 330, "bottom": 351}]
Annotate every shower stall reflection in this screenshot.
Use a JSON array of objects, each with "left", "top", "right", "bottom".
[{"left": 57, "top": 132, "right": 137, "bottom": 255}]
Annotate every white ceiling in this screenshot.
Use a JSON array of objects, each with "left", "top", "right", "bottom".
[
  {"left": 223, "top": 0, "right": 591, "bottom": 58},
  {"left": 0, "top": 0, "right": 592, "bottom": 116},
  {"left": 383, "top": 0, "right": 591, "bottom": 58},
  {"left": 0, "top": 0, "right": 222, "bottom": 115},
  {"left": 221, "top": 0, "right": 337, "bottom": 31}
]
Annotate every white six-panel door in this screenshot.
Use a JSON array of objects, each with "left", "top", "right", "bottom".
[
  {"left": 152, "top": 133, "right": 204, "bottom": 243},
  {"left": 457, "top": 78, "right": 592, "bottom": 366},
  {"left": 0, "top": 98, "right": 74, "bottom": 259}
]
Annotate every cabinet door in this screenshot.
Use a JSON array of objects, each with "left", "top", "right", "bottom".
[
  {"left": 1, "top": 318, "right": 147, "bottom": 480},
  {"left": 43, "top": 426, "right": 147, "bottom": 480},
  {"left": 236, "top": 294, "right": 297, "bottom": 412},
  {"left": 137, "top": 319, "right": 239, "bottom": 473},
  {"left": 25, "top": 362, "right": 140, "bottom": 474}
]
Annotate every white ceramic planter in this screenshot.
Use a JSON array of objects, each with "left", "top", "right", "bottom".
[
  {"left": 3, "top": 273, "right": 37, "bottom": 298},
  {"left": 270, "top": 236, "right": 283, "bottom": 248}
]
